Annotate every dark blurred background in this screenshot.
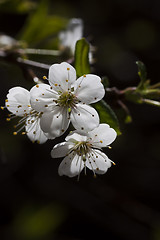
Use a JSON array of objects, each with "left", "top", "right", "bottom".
[{"left": 0, "top": 0, "right": 160, "bottom": 239}]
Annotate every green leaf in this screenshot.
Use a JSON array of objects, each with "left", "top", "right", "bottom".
[
  {"left": 125, "top": 114, "right": 132, "bottom": 123},
  {"left": 136, "top": 61, "right": 147, "bottom": 89},
  {"left": 13, "top": 204, "right": 66, "bottom": 239},
  {"left": 93, "top": 100, "right": 121, "bottom": 135},
  {"left": 74, "top": 38, "right": 91, "bottom": 78},
  {"left": 0, "top": 0, "right": 37, "bottom": 14},
  {"left": 18, "top": 0, "right": 67, "bottom": 47}
]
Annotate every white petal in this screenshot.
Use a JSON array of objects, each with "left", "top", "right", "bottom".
[
  {"left": 6, "top": 86, "right": 31, "bottom": 116},
  {"left": 48, "top": 62, "right": 76, "bottom": 91},
  {"left": 40, "top": 107, "right": 70, "bottom": 138},
  {"left": 86, "top": 149, "right": 112, "bottom": 174},
  {"left": 70, "top": 103, "right": 99, "bottom": 132},
  {"left": 65, "top": 131, "right": 88, "bottom": 143},
  {"left": 25, "top": 117, "right": 48, "bottom": 144},
  {"left": 88, "top": 124, "right": 117, "bottom": 147},
  {"left": 51, "top": 142, "right": 74, "bottom": 158},
  {"left": 30, "top": 83, "right": 57, "bottom": 113},
  {"left": 58, "top": 152, "right": 84, "bottom": 177},
  {"left": 73, "top": 74, "right": 105, "bottom": 104},
  {"left": 59, "top": 18, "right": 83, "bottom": 55}
]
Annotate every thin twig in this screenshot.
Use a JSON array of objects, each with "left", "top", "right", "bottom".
[
  {"left": 19, "top": 48, "right": 61, "bottom": 56},
  {"left": 17, "top": 57, "right": 51, "bottom": 69}
]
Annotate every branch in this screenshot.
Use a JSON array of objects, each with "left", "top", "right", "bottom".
[{"left": 17, "top": 57, "right": 51, "bottom": 70}]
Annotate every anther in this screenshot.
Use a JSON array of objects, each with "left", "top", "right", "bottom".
[
  {"left": 83, "top": 75, "right": 86, "bottom": 77},
  {"left": 67, "top": 68, "right": 70, "bottom": 70},
  {"left": 61, "top": 129, "right": 64, "bottom": 132},
  {"left": 21, "top": 132, "right": 26, "bottom": 135},
  {"left": 1, "top": 106, "right": 4, "bottom": 110},
  {"left": 36, "top": 84, "right": 39, "bottom": 88},
  {"left": 43, "top": 76, "right": 47, "bottom": 80},
  {"left": 28, "top": 105, "right": 31, "bottom": 107},
  {"left": 13, "top": 132, "right": 17, "bottom": 135},
  {"left": 6, "top": 118, "right": 10, "bottom": 121},
  {"left": 36, "top": 99, "right": 38, "bottom": 101},
  {"left": 45, "top": 105, "right": 48, "bottom": 107},
  {"left": 66, "top": 79, "right": 68, "bottom": 82},
  {"left": 81, "top": 127, "right": 84, "bottom": 130},
  {"left": 54, "top": 84, "right": 58, "bottom": 86},
  {"left": 5, "top": 99, "right": 8, "bottom": 102},
  {"left": 100, "top": 140, "right": 103, "bottom": 143}
]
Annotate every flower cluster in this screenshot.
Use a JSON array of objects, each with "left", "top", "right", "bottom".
[{"left": 3, "top": 62, "right": 117, "bottom": 178}]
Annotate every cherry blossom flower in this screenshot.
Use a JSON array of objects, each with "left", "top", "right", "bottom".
[
  {"left": 30, "top": 62, "right": 105, "bottom": 139},
  {"left": 51, "top": 124, "right": 117, "bottom": 178},
  {"left": 59, "top": 18, "right": 94, "bottom": 63},
  {"left": 59, "top": 18, "right": 83, "bottom": 55},
  {"left": 4, "top": 86, "right": 47, "bottom": 144}
]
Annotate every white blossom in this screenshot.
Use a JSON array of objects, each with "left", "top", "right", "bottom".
[
  {"left": 51, "top": 124, "right": 117, "bottom": 178},
  {"left": 59, "top": 18, "right": 94, "bottom": 63},
  {"left": 4, "top": 86, "right": 47, "bottom": 144},
  {"left": 59, "top": 18, "right": 83, "bottom": 55},
  {"left": 30, "top": 62, "right": 105, "bottom": 139}
]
